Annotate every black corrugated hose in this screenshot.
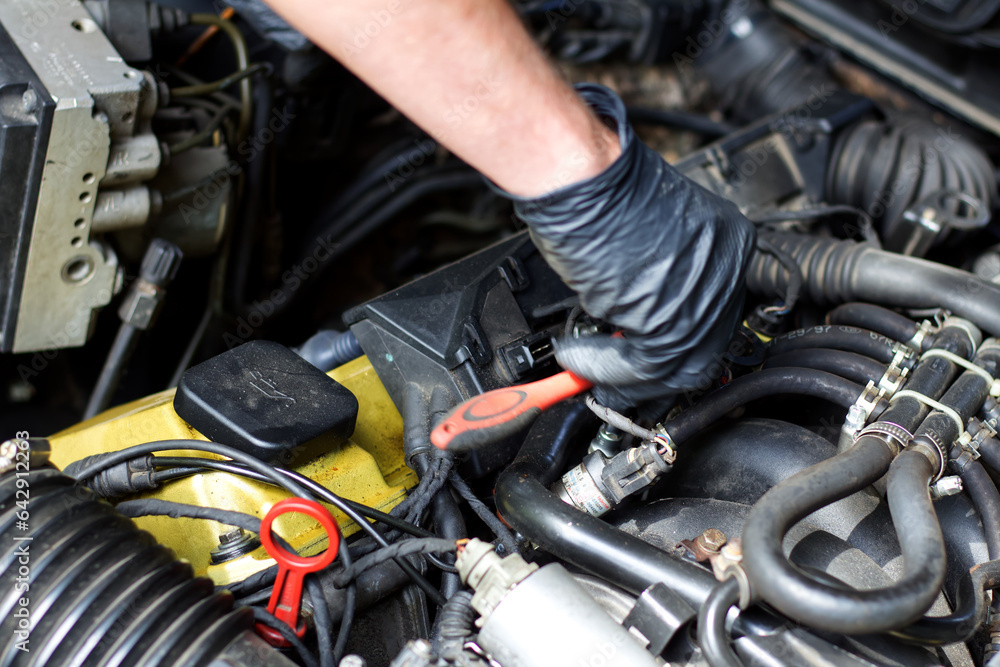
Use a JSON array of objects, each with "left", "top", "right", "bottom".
[
  {"left": 747, "top": 233, "right": 1000, "bottom": 337},
  {"left": 0, "top": 465, "right": 254, "bottom": 666}
]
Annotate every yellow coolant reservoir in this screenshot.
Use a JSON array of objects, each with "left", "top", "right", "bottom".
[{"left": 48, "top": 355, "right": 416, "bottom": 584}]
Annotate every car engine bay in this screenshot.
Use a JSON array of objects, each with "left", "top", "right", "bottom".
[{"left": 4, "top": 0, "right": 1000, "bottom": 665}]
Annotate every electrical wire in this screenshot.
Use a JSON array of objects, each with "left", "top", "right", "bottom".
[
  {"left": 584, "top": 394, "right": 659, "bottom": 442},
  {"left": 68, "top": 439, "right": 313, "bottom": 497},
  {"left": 168, "top": 100, "right": 239, "bottom": 154},
  {"left": 154, "top": 458, "right": 459, "bottom": 578},
  {"left": 164, "top": 65, "right": 242, "bottom": 111},
  {"left": 307, "top": 576, "right": 336, "bottom": 667},
  {"left": 176, "top": 7, "right": 236, "bottom": 67},
  {"left": 329, "top": 538, "right": 458, "bottom": 588},
  {"left": 170, "top": 63, "right": 271, "bottom": 98},
  {"left": 189, "top": 13, "right": 252, "bottom": 142},
  {"left": 96, "top": 447, "right": 444, "bottom": 605},
  {"left": 152, "top": 457, "right": 433, "bottom": 539},
  {"left": 116, "top": 498, "right": 265, "bottom": 534},
  {"left": 252, "top": 607, "right": 320, "bottom": 667},
  {"left": 755, "top": 236, "right": 802, "bottom": 315},
  {"left": 449, "top": 470, "right": 517, "bottom": 553}
]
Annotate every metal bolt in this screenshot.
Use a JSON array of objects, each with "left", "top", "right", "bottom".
[
  {"left": 218, "top": 528, "right": 245, "bottom": 545},
  {"left": 695, "top": 528, "right": 727, "bottom": 553},
  {"left": 931, "top": 476, "right": 963, "bottom": 499},
  {"left": 721, "top": 538, "right": 743, "bottom": 560},
  {"left": 339, "top": 656, "right": 366, "bottom": 667},
  {"left": 21, "top": 89, "right": 37, "bottom": 113}
]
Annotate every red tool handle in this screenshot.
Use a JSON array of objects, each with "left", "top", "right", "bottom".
[
  {"left": 255, "top": 497, "right": 340, "bottom": 647},
  {"left": 431, "top": 371, "right": 593, "bottom": 452}
]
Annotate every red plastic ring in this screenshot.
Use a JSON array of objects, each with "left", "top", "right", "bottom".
[{"left": 259, "top": 497, "right": 340, "bottom": 571}]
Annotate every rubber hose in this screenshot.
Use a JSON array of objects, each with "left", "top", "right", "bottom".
[
  {"left": 0, "top": 467, "right": 253, "bottom": 665},
  {"left": 765, "top": 326, "right": 900, "bottom": 363},
  {"left": 495, "top": 401, "right": 720, "bottom": 606},
  {"left": 747, "top": 233, "right": 1000, "bottom": 337},
  {"left": 664, "top": 368, "right": 861, "bottom": 444},
  {"left": 978, "top": 437, "right": 1000, "bottom": 478},
  {"left": 893, "top": 559, "right": 1000, "bottom": 645},
  {"left": 763, "top": 349, "right": 886, "bottom": 386},
  {"left": 827, "top": 303, "right": 921, "bottom": 346},
  {"left": 827, "top": 116, "right": 996, "bottom": 255},
  {"left": 697, "top": 578, "right": 745, "bottom": 667},
  {"left": 693, "top": 0, "right": 838, "bottom": 124},
  {"left": 741, "top": 331, "right": 973, "bottom": 634},
  {"left": 953, "top": 460, "right": 1000, "bottom": 560},
  {"left": 744, "top": 442, "right": 947, "bottom": 634},
  {"left": 295, "top": 330, "right": 364, "bottom": 372}
]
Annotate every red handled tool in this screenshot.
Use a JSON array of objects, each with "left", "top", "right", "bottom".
[
  {"left": 431, "top": 370, "right": 593, "bottom": 452},
  {"left": 255, "top": 497, "right": 340, "bottom": 647}
]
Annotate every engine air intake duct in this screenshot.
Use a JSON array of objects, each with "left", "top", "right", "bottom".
[
  {"left": 827, "top": 115, "right": 996, "bottom": 256},
  {"left": 0, "top": 465, "right": 258, "bottom": 666},
  {"left": 747, "top": 232, "right": 1000, "bottom": 337}
]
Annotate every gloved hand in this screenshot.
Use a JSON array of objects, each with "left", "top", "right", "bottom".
[{"left": 501, "top": 84, "right": 756, "bottom": 410}]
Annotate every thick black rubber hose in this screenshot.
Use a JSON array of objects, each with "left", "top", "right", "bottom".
[
  {"left": 827, "top": 303, "right": 921, "bottom": 346},
  {"left": 697, "top": 578, "right": 745, "bottom": 667},
  {"left": 741, "top": 329, "right": 974, "bottom": 634},
  {"left": 495, "top": 401, "right": 719, "bottom": 606},
  {"left": 954, "top": 460, "right": 1000, "bottom": 560},
  {"left": 742, "top": 436, "right": 901, "bottom": 634},
  {"left": 766, "top": 326, "right": 899, "bottom": 364},
  {"left": 432, "top": 491, "right": 466, "bottom": 599},
  {"left": 664, "top": 368, "right": 861, "bottom": 444},
  {"left": 893, "top": 559, "right": 1000, "bottom": 645},
  {"left": 979, "top": 437, "right": 1000, "bottom": 478},
  {"left": 763, "top": 349, "right": 886, "bottom": 386},
  {"left": 747, "top": 233, "right": 1000, "bottom": 336}
]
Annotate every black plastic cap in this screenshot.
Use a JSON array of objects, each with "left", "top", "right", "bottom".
[
  {"left": 140, "top": 238, "right": 183, "bottom": 287},
  {"left": 174, "top": 341, "right": 359, "bottom": 463}
]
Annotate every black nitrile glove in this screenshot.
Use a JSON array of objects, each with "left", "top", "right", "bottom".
[{"left": 503, "top": 84, "right": 756, "bottom": 410}]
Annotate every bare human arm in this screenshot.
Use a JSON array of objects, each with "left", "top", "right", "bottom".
[
  {"left": 261, "top": 0, "right": 620, "bottom": 197},
  {"left": 263, "top": 0, "right": 757, "bottom": 410}
]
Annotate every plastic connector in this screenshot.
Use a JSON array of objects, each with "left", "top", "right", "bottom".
[
  {"left": 117, "top": 239, "right": 183, "bottom": 330},
  {"left": 456, "top": 538, "right": 538, "bottom": 622},
  {"left": 139, "top": 238, "right": 183, "bottom": 288},
  {"left": 64, "top": 452, "right": 158, "bottom": 500}
]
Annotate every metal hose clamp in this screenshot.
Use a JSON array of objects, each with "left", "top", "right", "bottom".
[
  {"left": 906, "top": 320, "right": 936, "bottom": 351},
  {"left": 877, "top": 349, "right": 911, "bottom": 397},
  {"left": 855, "top": 421, "right": 913, "bottom": 457},
  {"left": 911, "top": 432, "right": 948, "bottom": 482},
  {"left": 844, "top": 381, "right": 886, "bottom": 439}
]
